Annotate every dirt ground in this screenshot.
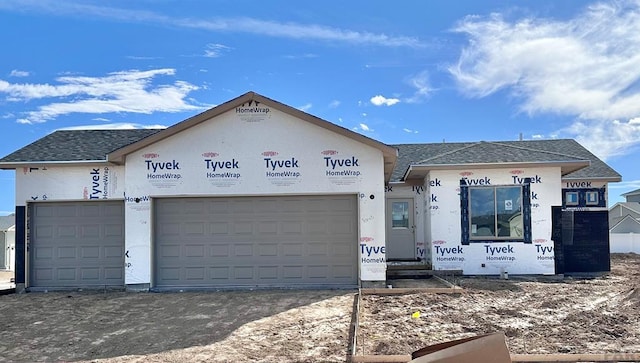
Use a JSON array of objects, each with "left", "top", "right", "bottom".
[
  {"left": 359, "top": 253, "right": 640, "bottom": 356},
  {"left": 0, "top": 254, "right": 638, "bottom": 362},
  {"left": 0, "top": 290, "right": 356, "bottom": 363}
]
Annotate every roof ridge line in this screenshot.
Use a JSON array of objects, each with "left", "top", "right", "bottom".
[
  {"left": 488, "top": 141, "right": 589, "bottom": 161},
  {"left": 415, "top": 142, "right": 478, "bottom": 163}
]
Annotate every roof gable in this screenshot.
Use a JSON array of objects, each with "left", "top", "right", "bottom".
[
  {"left": 106, "top": 91, "right": 398, "bottom": 181},
  {"left": 620, "top": 202, "right": 640, "bottom": 215},
  {"left": 610, "top": 214, "right": 640, "bottom": 233},
  {"left": 107, "top": 92, "right": 397, "bottom": 162}
]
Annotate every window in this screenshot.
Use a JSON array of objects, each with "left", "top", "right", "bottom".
[
  {"left": 562, "top": 188, "right": 606, "bottom": 208},
  {"left": 460, "top": 179, "right": 532, "bottom": 244},
  {"left": 391, "top": 201, "right": 410, "bottom": 228},
  {"left": 470, "top": 186, "right": 523, "bottom": 239},
  {"left": 565, "top": 191, "right": 579, "bottom": 206},
  {"left": 585, "top": 191, "right": 599, "bottom": 205}
]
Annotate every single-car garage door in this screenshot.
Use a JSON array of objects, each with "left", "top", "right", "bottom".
[
  {"left": 154, "top": 195, "right": 358, "bottom": 288},
  {"left": 29, "top": 201, "right": 125, "bottom": 288}
]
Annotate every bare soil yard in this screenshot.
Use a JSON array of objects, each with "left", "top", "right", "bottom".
[
  {"left": 0, "top": 290, "right": 356, "bottom": 363},
  {"left": 0, "top": 254, "right": 638, "bottom": 362},
  {"left": 359, "top": 253, "right": 640, "bottom": 356}
]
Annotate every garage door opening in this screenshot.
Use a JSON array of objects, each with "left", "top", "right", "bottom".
[
  {"left": 29, "top": 201, "right": 125, "bottom": 289},
  {"left": 153, "top": 195, "right": 358, "bottom": 289}
]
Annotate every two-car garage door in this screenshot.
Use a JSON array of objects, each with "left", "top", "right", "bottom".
[{"left": 154, "top": 195, "right": 358, "bottom": 288}]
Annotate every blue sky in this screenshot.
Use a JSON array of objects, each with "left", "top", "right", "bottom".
[{"left": 1, "top": 0, "right": 639, "bottom": 215}]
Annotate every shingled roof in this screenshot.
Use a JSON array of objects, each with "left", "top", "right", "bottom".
[
  {"left": 0, "top": 128, "right": 621, "bottom": 184},
  {"left": 391, "top": 139, "right": 621, "bottom": 182},
  {"left": 0, "top": 129, "right": 161, "bottom": 166}
]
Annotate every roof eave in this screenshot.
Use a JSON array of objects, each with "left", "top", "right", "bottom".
[
  {"left": 561, "top": 175, "right": 622, "bottom": 182},
  {"left": 0, "top": 160, "right": 111, "bottom": 169}
]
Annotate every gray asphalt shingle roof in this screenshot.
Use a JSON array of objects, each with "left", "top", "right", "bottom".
[
  {"left": 0, "top": 129, "right": 161, "bottom": 163},
  {"left": 391, "top": 139, "right": 620, "bottom": 182},
  {"left": 0, "top": 130, "right": 620, "bottom": 183}
]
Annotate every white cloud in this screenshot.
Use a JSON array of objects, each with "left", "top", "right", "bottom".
[
  {"left": 58, "top": 123, "right": 167, "bottom": 130},
  {"left": 203, "top": 43, "right": 231, "bottom": 58},
  {"left": 352, "top": 122, "right": 374, "bottom": 133},
  {"left": 297, "top": 103, "right": 312, "bottom": 112},
  {"left": 405, "top": 71, "right": 434, "bottom": 103},
  {"left": 0, "top": 68, "right": 203, "bottom": 124},
  {"left": 562, "top": 118, "right": 640, "bottom": 160},
  {"left": 92, "top": 117, "right": 110, "bottom": 122},
  {"left": 283, "top": 53, "right": 318, "bottom": 59},
  {"left": 359, "top": 123, "right": 371, "bottom": 131},
  {"left": 328, "top": 100, "right": 341, "bottom": 108},
  {"left": 449, "top": 0, "right": 640, "bottom": 158},
  {"left": 0, "top": 1, "right": 423, "bottom": 48},
  {"left": 370, "top": 95, "right": 400, "bottom": 107},
  {"left": 126, "top": 55, "right": 160, "bottom": 60},
  {"left": 403, "top": 128, "right": 419, "bottom": 134},
  {"left": 9, "top": 69, "right": 30, "bottom": 77}
]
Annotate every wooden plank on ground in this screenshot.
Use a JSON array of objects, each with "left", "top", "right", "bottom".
[
  {"left": 350, "top": 354, "right": 412, "bottom": 362},
  {"left": 360, "top": 287, "right": 463, "bottom": 295},
  {"left": 510, "top": 353, "right": 640, "bottom": 362}
]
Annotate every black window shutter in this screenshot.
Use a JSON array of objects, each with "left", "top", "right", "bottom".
[
  {"left": 460, "top": 179, "right": 470, "bottom": 245},
  {"left": 522, "top": 178, "right": 532, "bottom": 243},
  {"left": 597, "top": 187, "right": 606, "bottom": 208}
]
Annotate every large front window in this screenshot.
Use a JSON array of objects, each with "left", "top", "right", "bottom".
[
  {"left": 470, "top": 186, "right": 523, "bottom": 239},
  {"left": 460, "top": 179, "right": 532, "bottom": 244}
]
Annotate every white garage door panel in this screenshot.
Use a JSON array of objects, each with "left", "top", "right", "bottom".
[
  {"left": 29, "top": 202, "right": 125, "bottom": 288},
  {"left": 154, "top": 195, "right": 358, "bottom": 288}
]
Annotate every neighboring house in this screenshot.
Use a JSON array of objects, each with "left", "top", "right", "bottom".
[
  {"left": 0, "top": 91, "right": 622, "bottom": 291},
  {"left": 621, "top": 188, "right": 640, "bottom": 203},
  {"left": 609, "top": 190, "right": 640, "bottom": 253},
  {"left": 0, "top": 215, "right": 16, "bottom": 271}
]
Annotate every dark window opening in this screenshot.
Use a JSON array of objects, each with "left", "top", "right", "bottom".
[{"left": 461, "top": 178, "right": 532, "bottom": 245}]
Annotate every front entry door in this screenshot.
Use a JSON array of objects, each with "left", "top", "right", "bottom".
[{"left": 386, "top": 198, "right": 415, "bottom": 260}]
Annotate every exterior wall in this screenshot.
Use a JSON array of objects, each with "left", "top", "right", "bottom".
[
  {"left": 15, "top": 165, "right": 125, "bottom": 205},
  {"left": 427, "top": 167, "right": 562, "bottom": 275},
  {"left": 561, "top": 178, "right": 610, "bottom": 207},
  {"left": 627, "top": 194, "right": 640, "bottom": 203},
  {"left": 123, "top": 107, "right": 386, "bottom": 285}
]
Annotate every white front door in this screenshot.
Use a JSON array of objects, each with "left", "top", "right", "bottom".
[{"left": 386, "top": 198, "right": 415, "bottom": 260}]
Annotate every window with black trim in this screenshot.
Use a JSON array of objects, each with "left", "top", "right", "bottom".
[
  {"left": 460, "top": 178, "right": 532, "bottom": 245},
  {"left": 565, "top": 191, "right": 579, "bottom": 206},
  {"left": 562, "top": 187, "right": 606, "bottom": 208},
  {"left": 585, "top": 191, "right": 599, "bottom": 205}
]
